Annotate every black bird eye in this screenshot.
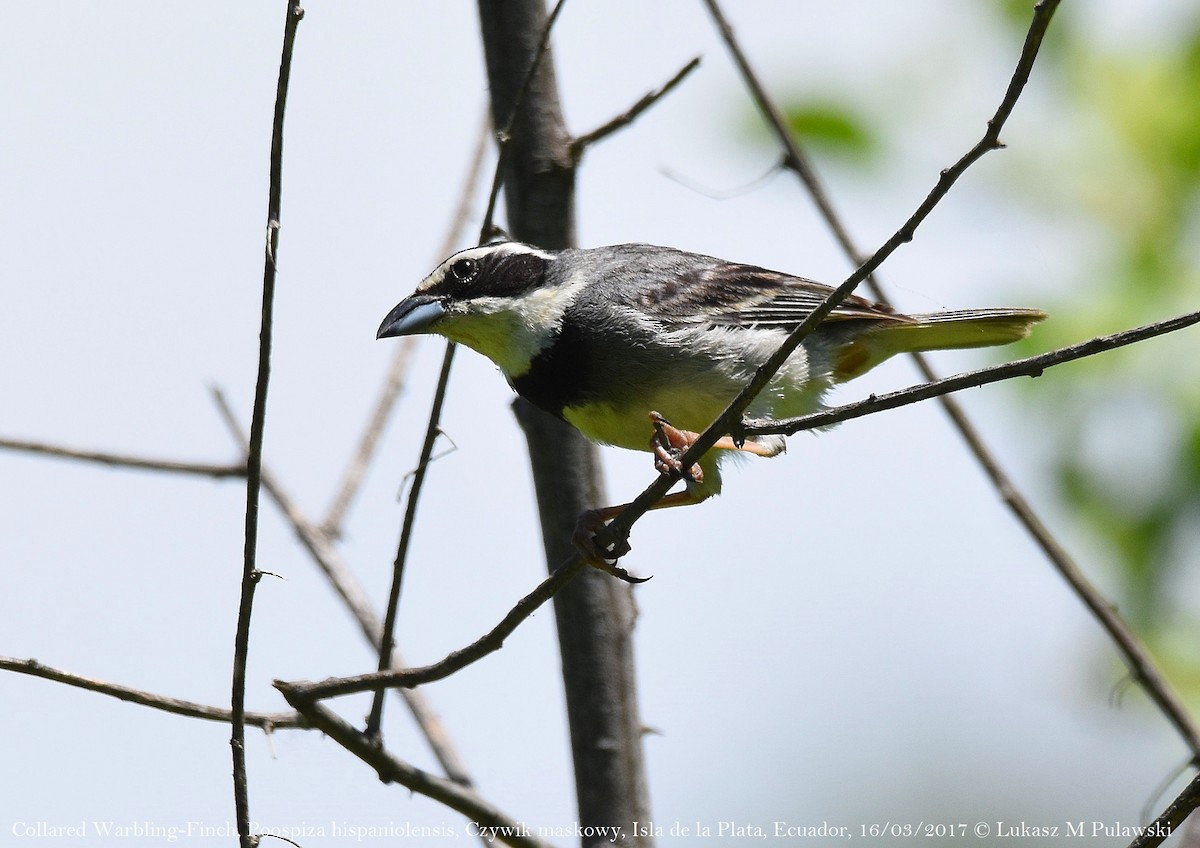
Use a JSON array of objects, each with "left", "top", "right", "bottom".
[{"left": 450, "top": 258, "right": 478, "bottom": 282}]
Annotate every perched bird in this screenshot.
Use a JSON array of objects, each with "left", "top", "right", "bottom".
[{"left": 378, "top": 242, "right": 1044, "bottom": 572}]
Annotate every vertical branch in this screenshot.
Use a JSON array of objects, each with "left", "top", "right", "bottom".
[
  {"left": 231, "top": 3, "right": 303, "bottom": 847},
  {"left": 476, "top": 0, "right": 653, "bottom": 843}
]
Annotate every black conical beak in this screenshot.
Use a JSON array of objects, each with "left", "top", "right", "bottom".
[{"left": 377, "top": 295, "right": 447, "bottom": 339}]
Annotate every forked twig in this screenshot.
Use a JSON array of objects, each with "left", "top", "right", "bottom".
[
  {"left": 278, "top": 557, "right": 587, "bottom": 700},
  {"left": 591, "top": 0, "right": 1065, "bottom": 558},
  {"left": 211, "top": 387, "right": 476, "bottom": 787},
  {"left": 702, "top": 0, "right": 1200, "bottom": 758},
  {"left": 276, "top": 689, "right": 557, "bottom": 848}
]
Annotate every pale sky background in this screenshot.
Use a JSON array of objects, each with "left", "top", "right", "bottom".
[{"left": 1, "top": 1, "right": 1194, "bottom": 846}]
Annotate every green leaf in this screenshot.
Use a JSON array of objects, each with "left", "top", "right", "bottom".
[{"left": 781, "top": 101, "right": 878, "bottom": 163}]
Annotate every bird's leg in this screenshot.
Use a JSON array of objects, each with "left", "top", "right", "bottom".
[
  {"left": 650, "top": 411, "right": 704, "bottom": 482},
  {"left": 572, "top": 509, "right": 648, "bottom": 583},
  {"left": 574, "top": 488, "right": 712, "bottom": 584},
  {"left": 649, "top": 411, "right": 777, "bottom": 473},
  {"left": 572, "top": 413, "right": 777, "bottom": 583}
]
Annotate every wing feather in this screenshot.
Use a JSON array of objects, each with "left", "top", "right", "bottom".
[{"left": 630, "top": 260, "right": 909, "bottom": 330}]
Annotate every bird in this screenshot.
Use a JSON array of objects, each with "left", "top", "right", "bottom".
[{"left": 378, "top": 241, "right": 1044, "bottom": 576}]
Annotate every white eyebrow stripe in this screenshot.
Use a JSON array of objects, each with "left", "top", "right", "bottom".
[{"left": 415, "top": 243, "right": 554, "bottom": 292}]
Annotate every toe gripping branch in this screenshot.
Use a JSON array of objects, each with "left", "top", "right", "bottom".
[{"left": 569, "top": 412, "right": 711, "bottom": 584}]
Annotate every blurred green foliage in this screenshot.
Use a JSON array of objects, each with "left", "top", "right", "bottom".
[
  {"left": 765, "top": 3, "right": 1200, "bottom": 705},
  {"left": 783, "top": 101, "right": 878, "bottom": 163},
  {"left": 743, "top": 96, "right": 879, "bottom": 165},
  {"left": 996, "top": 3, "right": 1200, "bottom": 703}
]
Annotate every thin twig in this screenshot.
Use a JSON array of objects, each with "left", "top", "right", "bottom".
[
  {"left": 365, "top": 343, "right": 455, "bottom": 741},
  {"left": 752, "top": 312, "right": 1200, "bottom": 751},
  {"left": 320, "top": 339, "right": 415, "bottom": 536},
  {"left": 320, "top": 112, "right": 492, "bottom": 538},
  {"left": 700, "top": 0, "right": 869, "bottom": 267},
  {"left": 570, "top": 56, "right": 702, "bottom": 156},
  {"left": 1128, "top": 770, "right": 1200, "bottom": 848},
  {"left": 703, "top": 0, "right": 1200, "bottom": 758},
  {"left": 744, "top": 310, "right": 1200, "bottom": 436},
  {"left": 275, "top": 690, "right": 558, "bottom": 848},
  {"left": 232, "top": 4, "right": 302, "bottom": 847},
  {"left": 590, "top": 0, "right": 1062, "bottom": 559},
  {"left": 0, "top": 656, "right": 303, "bottom": 730},
  {"left": 278, "top": 556, "right": 587, "bottom": 701},
  {"left": 0, "top": 437, "right": 245, "bottom": 479},
  {"left": 211, "top": 387, "right": 477, "bottom": 787},
  {"left": 365, "top": 0, "right": 571, "bottom": 742}
]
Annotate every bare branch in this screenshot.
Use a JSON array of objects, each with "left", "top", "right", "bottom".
[
  {"left": 0, "top": 437, "right": 245, "bottom": 479},
  {"left": 479, "top": 0, "right": 570, "bottom": 236},
  {"left": 232, "top": 3, "right": 303, "bottom": 845},
  {"left": 570, "top": 56, "right": 702, "bottom": 156},
  {"left": 744, "top": 310, "right": 1200, "bottom": 436},
  {"left": 211, "top": 387, "right": 477, "bottom": 787},
  {"left": 0, "top": 656, "right": 303, "bottom": 730},
  {"left": 365, "top": 343, "right": 455, "bottom": 741},
  {"left": 320, "top": 338, "right": 415, "bottom": 535},
  {"left": 1128, "top": 770, "right": 1200, "bottom": 848},
  {"left": 591, "top": 0, "right": 1064, "bottom": 559},
  {"left": 320, "top": 111, "right": 492, "bottom": 538},
  {"left": 477, "top": 0, "right": 653, "bottom": 836},
  {"left": 277, "top": 556, "right": 586, "bottom": 701},
  {"left": 275, "top": 689, "right": 558, "bottom": 848},
  {"left": 703, "top": 0, "right": 1200, "bottom": 757},
  {"left": 362, "top": 0, "right": 572, "bottom": 744},
  {"left": 749, "top": 310, "right": 1200, "bottom": 752}
]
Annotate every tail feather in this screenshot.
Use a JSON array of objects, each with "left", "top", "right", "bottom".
[{"left": 832, "top": 307, "right": 1045, "bottom": 381}]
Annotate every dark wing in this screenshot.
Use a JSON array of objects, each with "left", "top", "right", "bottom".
[{"left": 631, "top": 259, "right": 910, "bottom": 331}]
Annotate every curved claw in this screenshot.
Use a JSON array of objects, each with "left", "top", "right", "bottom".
[
  {"left": 649, "top": 412, "right": 704, "bottom": 482},
  {"left": 572, "top": 509, "right": 649, "bottom": 584}
]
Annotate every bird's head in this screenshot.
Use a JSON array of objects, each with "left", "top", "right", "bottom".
[{"left": 377, "top": 241, "right": 578, "bottom": 376}]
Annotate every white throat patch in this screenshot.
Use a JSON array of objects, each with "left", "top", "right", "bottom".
[{"left": 439, "top": 264, "right": 588, "bottom": 377}]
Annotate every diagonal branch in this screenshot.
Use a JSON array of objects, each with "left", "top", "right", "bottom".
[
  {"left": 591, "top": 0, "right": 1064, "bottom": 559},
  {"left": 1128, "top": 770, "right": 1200, "bottom": 848},
  {"left": 362, "top": 113, "right": 492, "bottom": 746},
  {"left": 702, "top": 0, "right": 1200, "bottom": 758},
  {"left": 364, "top": 343, "right": 455, "bottom": 742},
  {"left": 319, "top": 111, "right": 491, "bottom": 539},
  {"left": 275, "top": 688, "right": 558, "bottom": 848},
  {"left": 211, "top": 387, "right": 476, "bottom": 787},
  {"left": 570, "top": 56, "right": 702, "bottom": 156},
  {"left": 0, "top": 656, "right": 303, "bottom": 730},
  {"left": 277, "top": 556, "right": 586, "bottom": 701}
]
